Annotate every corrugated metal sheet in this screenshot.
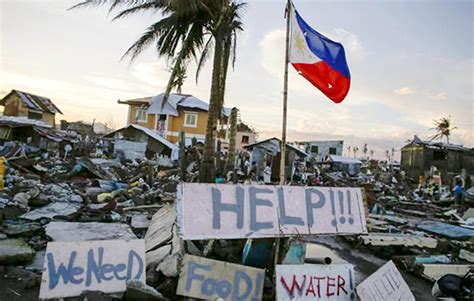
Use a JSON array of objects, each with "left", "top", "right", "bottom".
[
  {"left": 418, "top": 222, "right": 474, "bottom": 239},
  {"left": 14, "top": 90, "right": 62, "bottom": 114}
]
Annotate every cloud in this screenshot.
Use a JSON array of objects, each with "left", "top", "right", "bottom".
[
  {"left": 83, "top": 76, "right": 133, "bottom": 91},
  {"left": 259, "top": 29, "right": 286, "bottom": 78},
  {"left": 130, "top": 61, "right": 170, "bottom": 88},
  {"left": 394, "top": 87, "right": 415, "bottom": 95},
  {"left": 428, "top": 91, "right": 448, "bottom": 100},
  {"left": 323, "top": 28, "right": 365, "bottom": 59}
]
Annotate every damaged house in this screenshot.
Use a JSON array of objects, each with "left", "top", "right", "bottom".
[
  {"left": 103, "top": 124, "right": 178, "bottom": 161},
  {"left": 300, "top": 140, "right": 344, "bottom": 161},
  {"left": 0, "top": 89, "right": 62, "bottom": 126},
  {"left": 326, "top": 154, "right": 363, "bottom": 176},
  {"left": 401, "top": 135, "right": 474, "bottom": 181},
  {"left": 118, "top": 93, "right": 231, "bottom": 145},
  {"left": 244, "top": 137, "right": 309, "bottom": 180}
]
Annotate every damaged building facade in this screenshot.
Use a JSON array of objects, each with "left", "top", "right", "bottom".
[
  {"left": 301, "top": 140, "right": 344, "bottom": 161},
  {"left": 104, "top": 124, "right": 178, "bottom": 161},
  {"left": 0, "top": 90, "right": 62, "bottom": 126},
  {"left": 401, "top": 135, "right": 474, "bottom": 182},
  {"left": 118, "top": 93, "right": 231, "bottom": 145}
]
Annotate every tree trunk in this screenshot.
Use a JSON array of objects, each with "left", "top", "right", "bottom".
[
  {"left": 199, "top": 34, "right": 224, "bottom": 183},
  {"left": 226, "top": 107, "right": 238, "bottom": 173}
]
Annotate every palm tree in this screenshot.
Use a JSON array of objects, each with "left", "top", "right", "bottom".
[
  {"left": 430, "top": 116, "right": 457, "bottom": 144},
  {"left": 71, "top": 0, "right": 245, "bottom": 182},
  {"left": 347, "top": 146, "right": 351, "bottom": 157},
  {"left": 385, "top": 150, "right": 390, "bottom": 162},
  {"left": 362, "top": 143, "right": 368, "bottom": 160},
  {"left": 369, "top": 149, "right": 374, "bottom": 159},
  {"left": 226, "top": 107, "right": 238, "bottom": 173},
  {"left": 353, "top": 147, "right": 359, "bottom": 158}
]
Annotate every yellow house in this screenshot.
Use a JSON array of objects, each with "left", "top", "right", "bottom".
[
  {"left": 0, "top": 90, "right": 62, "bottom": 126},
  {"left": 118, "top": 93, "right": 230, "bottom": 144}
]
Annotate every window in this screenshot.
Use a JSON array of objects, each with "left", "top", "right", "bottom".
[
  {"left": 184, "top": 112, "right": 198, "bottom": 128},
  {"left": 329, "top": 147, "right": 337, "bottom": 155},
  {"left": 241, "top": 135, "right": 249, "bottom": 144},
  {"left": 311, "top": 145, "right": 319, "bottom": 153},
  {"left": 433, "top": 150, "right": 447, "bottom": 161},
  {"left": 135, "top": 109, "right": 147, "bottom": 122}
]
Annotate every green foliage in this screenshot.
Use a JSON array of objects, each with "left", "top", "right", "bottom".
[{"left": 430, "top": 116, "right": 457, "bottom": 144}]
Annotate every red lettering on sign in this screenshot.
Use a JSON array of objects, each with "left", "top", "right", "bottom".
[
  {"left": 314, "top": 276, "right": 325, "bottom": 298},
  {"left": 327, "top": 276, "right": 335, "bottom": 297},
  {"left": 337, "top": 275, "right": 348, "bottom": 296},
  {"left": 280, "top": 274, "right": 306, "bottom": 297},
  {"left": 305, "top": 276, "right": 316, "bottom": 297}
]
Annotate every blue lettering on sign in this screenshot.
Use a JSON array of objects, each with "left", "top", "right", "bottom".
[
  {"left": 46, "top": 248, "right": 144, "bottom": 290},
  {"left": 185, "top": 260, "right": 264, "bottom": 300},
  {"left": 305, "top": 188, "right": 326, "bottom": 227}
]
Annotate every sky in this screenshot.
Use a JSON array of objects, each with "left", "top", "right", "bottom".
[{"left": 0, "top": 0, "right": 472, "bottom": 159}]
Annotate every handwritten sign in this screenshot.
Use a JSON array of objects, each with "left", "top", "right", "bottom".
[
  {"left": 39, "top": 240, "right": 145, "bottom": 299},
  {"left": 356, "top": 261, "right": 415, "bottom": 301},
  {"left": 178, "top": 183, "right": 367, "bottom": 239},
  {"left": 176, "top": 254, "right": 265, "bottom": 300},
  {"left": 276, "top": 264, "right": 355, "bottom": 300}
]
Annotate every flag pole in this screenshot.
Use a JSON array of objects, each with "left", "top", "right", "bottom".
[
  {"left": 279, "top": 0, "right": 291, "bottom": 185},
  {"left": 273, "top": 2, "right": 292, "bottom": 298}
]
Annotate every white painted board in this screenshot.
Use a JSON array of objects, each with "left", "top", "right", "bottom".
[
  {"left": 276, "top": 264, "right": 355, "bottom": 300},
  {"left": 178, "top": 183, "right": 367, "bottom": 239},
  {"left": 356, "top": 260, "right": 415, "bottom": 301},
  {"left": 39, "top": 239, "right": 145, "bottom": 299}
]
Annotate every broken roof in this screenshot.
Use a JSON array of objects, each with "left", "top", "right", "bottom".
[
  {"left": 0, "top": 116, "right": 52, "bottom": 128},
  {"left": 0, "top": 90, "right": 62, "bottom": 114},
  {"left": 119, "top": 93, "right": 231, "bottom": 117},
  {"left": 104, "top": 124, "right": 178, "bottom": 153},
  {"left": 244, "top": 137, "right": 309, "bottom": 158},
  {"left": 403, "top": 135, "right": 473, "bottom": 152},
  {"left": 328, "top": 155, "right": 362, "bottom": 164}
]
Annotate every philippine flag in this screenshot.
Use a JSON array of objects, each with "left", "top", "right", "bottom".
[{"left": 289, "top": 5, "right": 351, "bottom": 103}]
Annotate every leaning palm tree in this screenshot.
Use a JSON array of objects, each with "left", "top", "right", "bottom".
[
  {"left": 430, "top": 116, "right": 457, "bottom": 144},
  {"left": 71, "top": 0, "right": 245, "bottom": 182}
]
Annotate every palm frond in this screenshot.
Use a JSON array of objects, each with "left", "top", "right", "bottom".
[
  {"left": 112, "top": 0, "right": 169, "bottom": 20},
  {"left": 121, "top": 17, "right": 176, "bottom": 62},
  {"left": 195, "top": 35, "right": 214, "bottom": 83}
]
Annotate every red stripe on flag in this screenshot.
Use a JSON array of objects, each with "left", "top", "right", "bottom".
[{"left": 292, "top": 61, "right": 350, "bottom": 103}]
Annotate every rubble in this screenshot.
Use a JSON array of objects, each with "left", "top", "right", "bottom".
[
  {"left": 0, "top": 126, "right": 472, "bottom": 301},
  {"left": 0, "top": 239, "right": 35, "bottom": 264}
]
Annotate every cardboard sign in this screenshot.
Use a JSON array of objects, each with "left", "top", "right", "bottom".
[
  {"left": 178, "top": 183, "right": 367, "bottom": 239},
  {"left": 276, "top": 264, "right": 355, "bottom": 300},
  {"left": 176, "top": 254, "right": 265, "bottom": 300},
  {"left": 39, "top": 240, "right": 145, "bottom": 299},
  {"left": 356, "top": 261, "right": 415, "bottom": 301}
]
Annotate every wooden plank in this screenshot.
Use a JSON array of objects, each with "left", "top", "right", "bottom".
[
  {"left": 419, "top": 264, "right": 473, "bottom": 281},
  {"left": 39, "top": 239, "right": 145, "bottom": 299},
  {"left": 176, "top": 254, "right": 265, "bottom": 300},
  {"left": 360, "top": 233, "right": 437, "bottom": 248},
  {"left": 178, "top": 183, "right": 367, "bottom": 239}
]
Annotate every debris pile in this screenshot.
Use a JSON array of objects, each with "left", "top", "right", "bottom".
[{"left": 0, "top": 132, "right": 472, "bottom": 301}]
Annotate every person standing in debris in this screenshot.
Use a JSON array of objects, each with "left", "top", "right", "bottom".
[
  {"left": 244, "top": 158, "right": 251, "bottom": 175},
  {"left": 453, "top": 179, "right": 464, "bottom": 206},
  {"left": 263, "top": 164, "right": 272, "bottom": 184}
]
